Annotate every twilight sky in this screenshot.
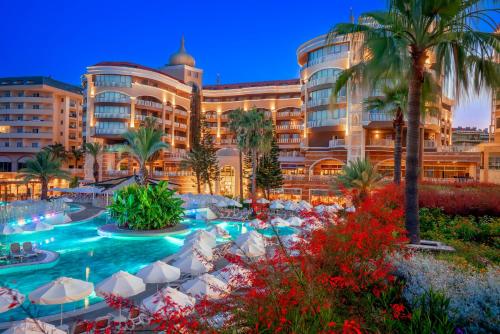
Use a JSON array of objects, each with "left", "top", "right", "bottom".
[{"left": 0, "top": 0, "right": 496, "bottom": 129}]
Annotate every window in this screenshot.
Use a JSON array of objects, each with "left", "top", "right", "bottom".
[
  {"left": 17, "top": 141, "right": 22, "bottom": 147},
  {"left": 32, "top": 116, "right": 39, "bottom": 120},
  {"left": 95, "top": 91, "right": 129, "bottom": 103},
  {"left": 309, "top": 68, "right": 342, "bottom": 82},
  {"left": 17, "top": 116, "right": 23, "bottom": 120},
  {"left": 0, "top": 162, "right": 11, "bottom": 172},
  {"left": 307, "top": 43, "right": 349, "bottom": 66},
  {"left": 32, "top": 129, "right": 39, "bottom": 133},
  {"left": 17, "top": 104, "right": 23, "bottom": 109},
  {"left": 95, "top": 75, "right": 132, "bottom": 88},
  {"left": 3, "top": 92, "right": 10, "bottom": 97},
  {"left": 4, "top": 142, "right": 9, "bottom": 147},
  {"left": 17, "top": 91, "right": 24, "bottom": 97},
  {"left": 33, "top": 104, "right": 39, "bottom": 109},
  {"left": 94, "top": 105, "right": 130, "bottom": 118},
  {"left": 32, "top": 142, "right": 39, "bottom": 148},
  {"left": 33, "top": 92, "right": 40, "bottom": 97},
  {"left": 16, "top": 128, "right": 22, "bottom": 133}
]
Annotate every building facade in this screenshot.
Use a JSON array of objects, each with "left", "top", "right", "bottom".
[
  {"left": 452, "top": 127, "right": 489, "bottom": 147},
  {"left": 0, "top": 76, "right": 84, "bottom": 201},
  {"left": 82, "top": 35, "right": 481, "bottom": 201}
]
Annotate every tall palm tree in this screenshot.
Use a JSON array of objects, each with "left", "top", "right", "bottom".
[
  {"left": 43, "top": 143, "right": 67, "bottom": 160},
  {"left": 229, "top": 108, "right": 274, "bottom": 202},
  {"left": 330, "top": 0, "right": 499, "bottom": 244},
  {"left": 119, "top": 127, "right": 168, "bottom": 185},
  {"left": 85, "top": 142, "right": 103, "bottom": 182},
  {"left": 18, "top": 151, "right": 70, "bottom": 200},
  {"left": 70, "top": 147, "right": 84, "bottom": 170}
]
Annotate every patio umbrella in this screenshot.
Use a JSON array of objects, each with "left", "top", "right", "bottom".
[
  {"left": 314, "top": 205, "right": 326, "bottom": 213},
  {"left": 0, "top": 288, "right": 25, "bottom": 313},
  {"left": 3, "top": 318, "right": 66, "bottom": 334},
  {"left": 171, "top": 253, "right": 213, "bottom": 276},
  {"left": 29, "top": 277, "right": 94, "bottom": 326},
  {"left": 96, "top": 271, "right": 146, "bottom": 320},
  {"left": 284, "top": 201, "right": 299, "bottom": 211},
  {"left": 185, "top": 230, "right": 216, "bottom": 248},
  {"left": 177, "top": 242, "right": 214, "bottom": 261},
  {"left": 136, "top": 261, "right": 181, "bottom": 290},
  {"left": 0, "top": 224, "right": 23, "bottom": 235},
  {"left": 215, "top": 200, "right": 228, "bottom": 208},
  {"left": 247, "top": 218, "right": 263, "bottom": 229},
  {"left": 298, "top": 200, "right": 313, "bottom": 210},
  {"left": 142, "top": 286, "right": 195, "bottom": 316},
  {"left": 243, "top": 199, "right": 252, "bottom": 204},
  {"left": 287, "top": 216, "right": 303, "bottom": 227},
  {"left": 61, "top": 197, "right": 73, "bottom": 203},
  {"left": 228, "top": 199, "right": 242, "bottom": 208},
  {"left": 234, "top": 231, "right": 265, "bottom": 247},
  {"left": 256, "top": 198, "right": 270, "bottom": 204},
  {"left": 270, "top": 217, "right": 290, "bottom": 227},
  {"left": 269, "top": 202, "right": 284, "bottom": 210},
  {"left": 230, "top": 239, "right": 266, "bottom": 258},
  {"left": 181, "top": 273, "right": 229, "bottom": 299},
  {"left": 22, "top": 221, "right": 54, "bottom": 232},
  {"left": 206, "top": 225, "right": 230, "bottom": 238},
  {"left": 214, "top": 264, "right": 252, "bottom": 287}
]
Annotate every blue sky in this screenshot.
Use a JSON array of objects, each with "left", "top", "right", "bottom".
[{"left": 0, "top": 0, "right": 495, "bottom": 128}]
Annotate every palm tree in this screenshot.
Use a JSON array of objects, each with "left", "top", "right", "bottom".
[
  {"left": 180, "top": 146, "right": 205, "bottom": 193},
  {"left": 334, "top": 158, "right": 383, "bottom": 204},
  {"left": 18, "top": 151, "right": 70, "bottom": 200},
  {"left": 85, "top": 142, "right": 103, "bottom": 182},
  {"left": 70, "top": 147, "right": 84, "bottom": 170},
  {"left": 119, "top": 127, "right": 168, "bottom": 185},
  {"left": 229, "top": 108, "right": 274, "bottom": 202},
  {"left": 43, "top": 143, "right": 67, "bottom": 160},
  {"left": 330, "top": 0, "right": 499, "bottom": 244}
]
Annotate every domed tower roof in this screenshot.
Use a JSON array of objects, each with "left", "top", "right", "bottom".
[{"left": 168, "top": 36, "right": 195, "bottom": 67}]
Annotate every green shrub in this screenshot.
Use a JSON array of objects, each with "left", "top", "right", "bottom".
[
  {"left": 108, "top": 181, "right": 184, "bottom": 230},
  {"left": 405, "top": 290, "right": 456, "bottom": 334}
]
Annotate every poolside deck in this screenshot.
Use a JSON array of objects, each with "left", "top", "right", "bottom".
[{"left": 68, "top": 203, "right": 104, "bottom": 222}]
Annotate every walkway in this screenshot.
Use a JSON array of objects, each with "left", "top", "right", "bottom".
[{"left": 68, "top": 203, "right": 104, "bottom": 222}]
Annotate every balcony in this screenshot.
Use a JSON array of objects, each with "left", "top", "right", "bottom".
[
  {"left": 0, "top": 108, "right": 52, "bottom": 115},
  {"left": 307, "top": 98, "right": 330, "bottom": 108},
  {"left": 0, "top": 120, "right": 54, "bottom": 127},
  {"left": 277, "top": 138, "right": 301, "bottom": 144},
  {"left": 0, "top": 146, "right": 40, "bottom": 153},
  {"left": 368, "top": 112, "right": 393, "bottom": 122},
  {"left": 276, "top": 124, "right": 303, "bottom": 131},
  {"left": 205, "top": 115, "right": 217, "bottom": 121},
  {"left": 136, "top": 99, "right": 162, "bottom": 110},
  {"left": 309, "top": 175, "right": 333, "bottom": 182},
  {"left": 368, "top": 139, "right": 395, "bottom": 147},
  {"left": 135, "top": 114, "right": 161, "bottom": 123},
  {"left": 175, "top": 109, "right": 189, "bottom": 117},
  {"left": 276, "top": 111, "right": 303, "bottom": 119},
  {"left": 307, "top": 118, "right": 345, "bottom": 128},
  {"left": 174, "top": 136, "right": 187, "bottom": 142},
  {"left": 424, "top": 140, "right": 437, "bottom": 149},
  {"left": 306, "top": 76, "right": 336, "bottom": 89},
  {"left": 328, "top": 139, "right": 346, "bottom": 148},
  {"left": 283, "top": 174, "right": 307, "bottom": 181},
  {"left": 220, "top": 138, "right": 236, "bottom": 145},
  {"left": 0, "top": 96, "right": 52, "bottom": 103},
  {"left": 278, "top": 152, "right": 305, "bottom": 162},
  {"left": 95, "top": 96, "right": 130, "bottom": 103},
  {"left": 95, "top": 112, "right": 130, "bottom": 119},
  {"left": 174, "top": 122, "right": 187, "bottom": 129},
  {"left": 93, "top": 127, "right": 127, "bottom": 135},
  {"left": 305, "top": 52, "right": 349, "bottom": 68},
  {"left": 0, "top": 132, "right": 52, "bottom": 139}
]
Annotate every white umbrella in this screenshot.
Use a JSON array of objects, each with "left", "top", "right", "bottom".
[
  {"left": 243, "top": 199, "right": 253, "bottom": 204},
  {"left": 136, "top": 261, "right": 181, "bottom": 290},
  {"left": 269, "top": 202, "right": 285, "bottom": 210},
  {"left": 230, "top": 240, "right": 266, "bottom": 258},
  {"left": 96, "top": 271, "right": 146, "bottom": 320},
  {"left": 216, "top": 200, "right": 229, "bottom": 208},
  {"left": 214, "top": 264, "right": 252, "bottom": 287},
  {"left": 298, "top": 200, "right": 313, "bottom": 210},
  {"left": 287, "top": 216, "right": 303, "bottom": 227},
  {"left": 0, "top": 288, "right": 25, "bottom": 313},
  {"left": 61, "top": 197, "right": 73, "bottom": 203},
  {"left": 22, "top": 221, "right": 54, "bottom": 232},
  {"left": 248, "top": 218, "right": 267, "bottom": 229},
  {"left": 228, "top": 199, "right": 242, "bottom": 208},
  {"left": 0, "top": 224, "right": 23, "bottom": 235},
  {"left": 3, "top": 318, "right": 66, "bottom": 334},
  {"left": 235, "top": 231, "right": 265, "bottom": 247},
  {"left": 270, "top": 217, "right": 290, "bottom": 227},
  {"left": 314, "top": 205, "right": 326, "bottom": 213},
  {"left": 142, "top": 287, "right": 195, "bottom": 316},
  {"left": 206, "top": 225, "right": 230, "bottom": 238},
  {"left": 29, "top": 277, "right": 93, "bottom": 326},
  {"left": 177, "top": 242, "right": 214, "bottom": 261},
  {"left": 171, "top": 254, "right": 213, "bottom": 276},
  {"left": 181, "top": 273, "right": 229, "bottom": 299},
  {"left": 284, "top": 201, "right": 299, "bottom": 211},
  {"left": 185, "top": 230, "right": 216, "bottom": 248},
  {"left": 256, "top": 198, "right": 270, "bottom": 204}
]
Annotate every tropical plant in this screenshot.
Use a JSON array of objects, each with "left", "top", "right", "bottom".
[
  {"left": 181, "top": 146, "right": 206, "bottom": 193},
  {"left": 330, "top": 0, "right": 500, "bottom": 243},
  {"left": 199, "top": 122, "right": 220, "bottom": 195},
  {"left": 43, "top": 143, "right": 67, "bottom": 160},
  {"left": 334, "top": 158, "right": 383, "bottom": 203},
  {"left": 18, "top": 151, "right": 70, "bottom": 200},
  {"left": 68, "top": 176, "right": 79, "bottom": 188},
  {"left": 119, "top": 127, "right": 168, "bottom": 185},
  {"left": 229, "top": 108, "right": 274, "bottom": 202},
  {"left": 69, "top": 147, "right": 84, "bottom": 170},
  {"left": 85, "top": 142, "right": 103, "bottom": 182},
  {"left": 108, "top": 181, "right": 184, "bottom": 230},
  {"left": 256, "top": 132, "right": 283, "bottom": 199}
]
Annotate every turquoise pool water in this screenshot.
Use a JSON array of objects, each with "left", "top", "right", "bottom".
[
  {"left": 0, "top": 213, "right": 295, "bottom": 322},
  {"left": 66, "top": 203, "right": 84, "bottom": 213}
]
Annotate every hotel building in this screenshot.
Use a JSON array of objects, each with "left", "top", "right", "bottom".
[
  {"left": 0, "top": 76, "right": 84, "bottom": 201},
  {"left": 82, "top": 33, "right": 484, "bottom": 201}
]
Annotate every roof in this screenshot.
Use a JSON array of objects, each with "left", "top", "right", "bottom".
[
  {"left": 92, "top": 61, "right": 184, "bottom": 83},
  {"left": 0, "top": 76, "right": 82, "bottom": 95},
  {"left": 203, "top": 79, "right": 300, "bottom": 90},
  {"left": 86, "top": 175, "right": 180, "bottom": 192}
]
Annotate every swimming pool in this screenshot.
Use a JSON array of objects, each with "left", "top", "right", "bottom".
[{"left": 0, "top": 212, "right": 295, "bottom": 322}]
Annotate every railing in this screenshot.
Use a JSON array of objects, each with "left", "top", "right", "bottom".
[
  {"left": 368, "top": 112, "right": 393, "bottom": 122},
  {"left": 95, "top": 96, "right": 129, "bottom": 103},
  {"left": 307, "top": 118, "right": 344, "bottom": 128},
  {"left": 307, "top": 98, "right": 330, "bottom": 108},
  {"left": 277, "top": 138, "right": 301, "bottom": 144},
  {"left": 0, "top": 120, "right": 54, "bottom": 126},
  {"left": 105, "top": 170, "right": 130, "bottom": 176},
  {"left": 307, "top": 76, "right": 337, "bottom": 88},
  {"left": 174, "top": 122, "right": 187, "bottom": 129},
  {"left": 440, "top": 145, "right": 480, "bottom": 153},
  {"left": 276, "top": 124, "right": 303, "bottom": 130},
  {"left": 328, "top": 139, "right": 346, "bottom": 147},
  {"left": 94, "top": 127, "right": 127, "bottom": 135},
  {"left": 174, "top": 136, "right": 187, "bottom": 142},
  {"left": 424, "top": 140, "right": 436, "bottom": 149},
  {"left": 276, "top": 111, "right": 303, "bottom": 118},
  {"left": 369, "top": 139, "right": 395, "bottom": 147},
  {"left": 176, "top": 109, "right": 188, "bottom": 117},
  {"left": 305, "top": 52, "right": 348, "bottom": 67},
  {"left": 309, "top": 175, "right": 334, "bottom": 181},
  {"left": 136, "top": 99, "right": 162, "bottom": 109},
  {"left": 135, "top": 115, "right": 162, "bottom": 123},
  {"left": 220, "top": 138, "right": 236, "bottom": 145},
  {"left": 283, "top": 175, "right": 307, "bottom": 181},
  {"left": 95, "top": 112, "right": 130, "bottom": 119}
]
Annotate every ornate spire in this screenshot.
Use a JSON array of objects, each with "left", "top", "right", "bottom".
[{"left": 168, "top": 34, "right": 195, "bottom": 67}]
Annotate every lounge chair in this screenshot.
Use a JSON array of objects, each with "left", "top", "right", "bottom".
[
  {"left": 9, "top": 243, "right": 23, "bottom": 261},
  {"left": 22, "top": 242, "right": 38, "bottom": 258},
  {"left": 94, "top": 315, "right": 111, "bottom": 332},
  {"left": 70, "top": 320, "right": 90, "bottom": 334},
  {"left": 126, "top": 307, "right": 147, "bottom": 330}
]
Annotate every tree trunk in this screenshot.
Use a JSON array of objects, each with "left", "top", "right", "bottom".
[
  {"left": 405, "top": 52, "right": 425, "bottom": 245},
  {"left": 93, "top": 159, "right": 99, "bottom": 182},
  {"left": 196, "top": 173, "right": 201, "bottom": 194},
  {"left": 251, "top": 150, "right": 257, "bottom": 203},
  {"left": 238, "top": 150, "right": 243, "bottom": 200},
  {"left": 41, "top": 179, "right": 48, "bottom": 200},
  {"left": 208, "top": 178, "right": 213, "bottom": 195},
  {"left": 139, "top": 164, "right": 148, "bottom": 185},
  {"left": 393, "top": 107, "right": 403, "bottom": 185}
]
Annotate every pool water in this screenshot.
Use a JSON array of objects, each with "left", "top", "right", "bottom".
[
  {"left": 66, "top": 203, "right": 84, "bottom": 213},
  {"left": 0, "top": 213, "right": 295, "bottom": 322}
]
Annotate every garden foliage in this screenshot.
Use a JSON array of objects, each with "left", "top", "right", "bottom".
[{"left": 108, "top": 181, "right": 184, "bottom": 230}]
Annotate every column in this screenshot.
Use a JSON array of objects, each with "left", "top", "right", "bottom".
[
  {"left": 129, "top": 97, "right": 136, "bottom": 128},
  {"left": 303, "top": 79, "right": 309, "bottom": 148},
  {"left": 171, "top": 103, "right": 176, "bottom": 148},
  {"left": 186, "top": 110, "right": 191, "bottom": 149},
  {"left": 161, "top": 103, "right": 167, "bottom": 134},
  {"left": 216, "top": 109, "right": 221, "bottom": 145}
]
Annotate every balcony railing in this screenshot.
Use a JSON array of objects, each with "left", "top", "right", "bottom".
[
  {"left": 368, "top": 139, "right": 394, "bottom": 147},
  {"left": 95, "top": 112, "right": 130, "bottom": 119},
  {"left": 174, "top": 122, "right": 187, "bottom": 129},
  {"left": 306, "top": 76, "right": 336, "bottom": 89},
  {"left": 283, "top": 175, "right": 307, "bottom": 181},
  {"left": 0, "top": 132, "right": 52, "bottom": 139},
  {"left": 277, "top": 138, "right": 301, "bottom": 144},
  {"left": 276, "top": 111, "right": 303, "bottom": 118},
  {"left": 276, "top": 124, "right": 303, "bottom": 130},
  {"left": 424, "top": 140, "right": 437, "bottom": 149},
  {"left": 368, "top": 112, "right": 393, "bottom": 122},
  {"left": 94, "top": 127, "right": 127, "bottom": 135},
  {"left": 305, "top": 52, "right": 348, "bottom": 68},
  {"left": 307, "top": 118, "right": 344, "bottom": 128},
  {"left": 175, "top": 109, "right": 188, "bottom": 117},
  {"left": 220, "top": 138, "right": 236, "bottom": 145},
  {"left": 329, "top": 139, "right": 346, "bottom": 148},
  {"left": 95, "top": 96, "right": 130, "bottom": 103},
  {"left": 136, "top": 99, "right": 163, "bottom": 109},
  {"left": 174, "top": 136, "right": 187, "bottom": 142},
  {"left": 0, "top": 120, "right": 54, "bottom": 126}
]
